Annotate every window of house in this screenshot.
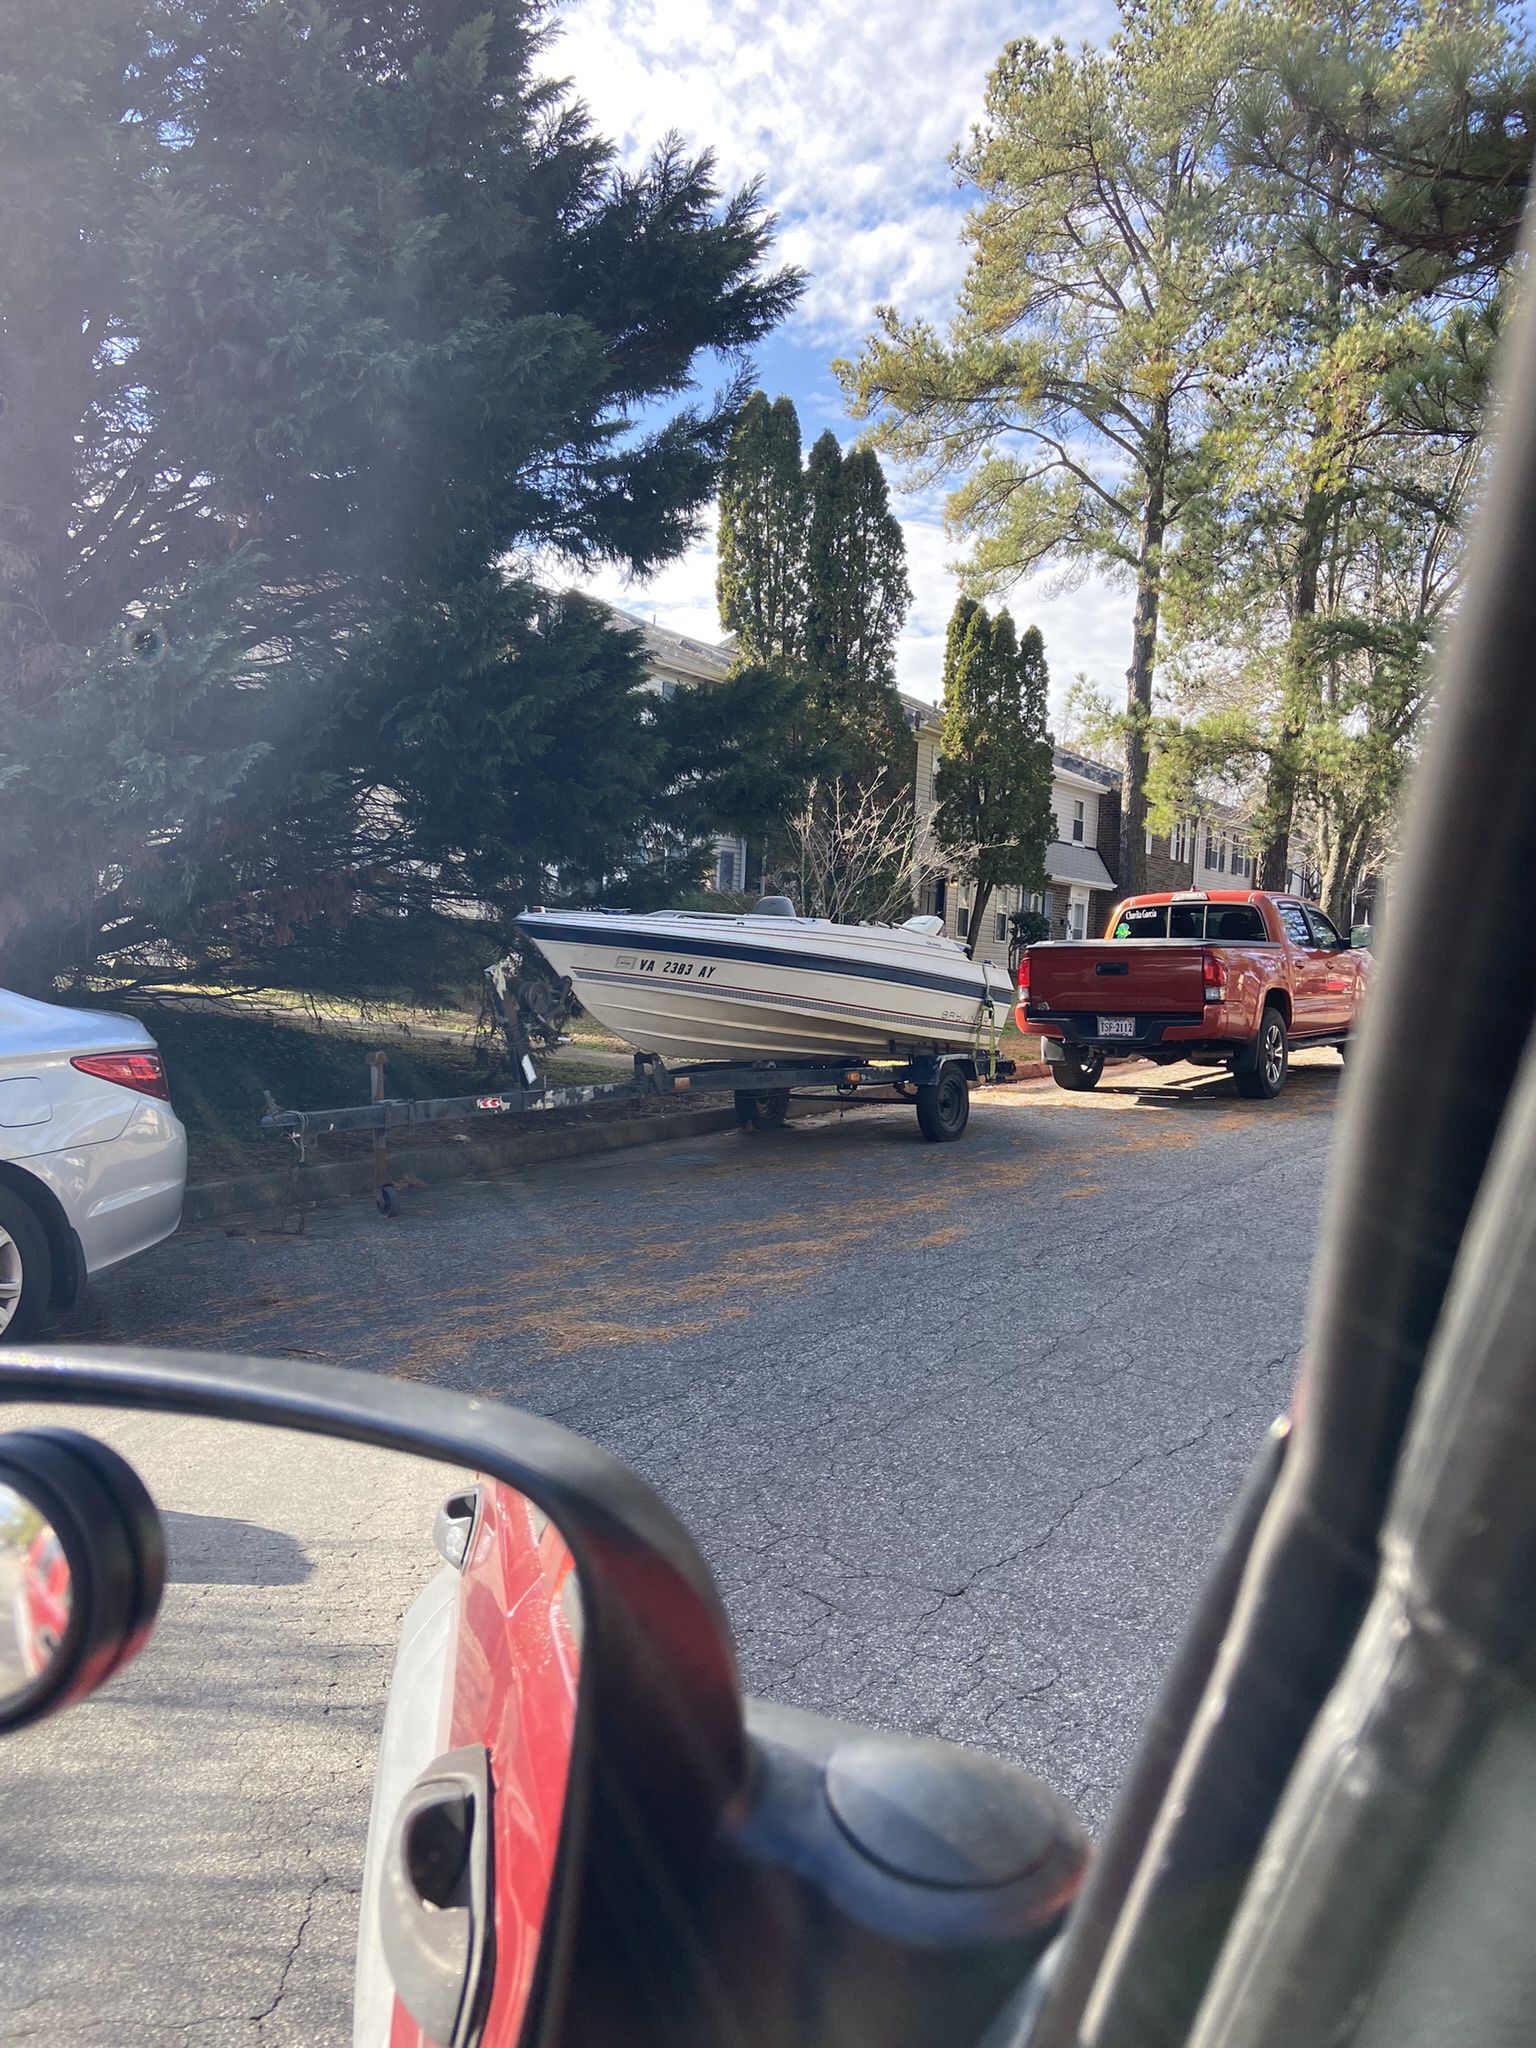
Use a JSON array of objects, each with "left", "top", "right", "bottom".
[
  {"left": 995, "top": 909, "right": 1008, "bottom": 944},
  {"left": 1170, "top": 817, "right": 1190, "bottom": 864},
  {"left": 957, "top": 904, "right": 970, "bottom": 939},
  {"left": 1145, "top": 827, "right": 1154, "bottom": 854},
  {"left": 1072, "top": 799, "right": 1085, "bottom": 843},
  {"left": 713, "top": 846, "right": 737, "bottom": 892}
]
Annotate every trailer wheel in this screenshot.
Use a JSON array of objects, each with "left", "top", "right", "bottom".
[
  {"left": 377, "top": 1182, "right": 400, "bottom": 1217},
  {"left": 735, "top": 1089, "right": 790, "bottom": 1130},
  {"left": 916, "top": 1066, "right": 970, "bottom": 1142}
]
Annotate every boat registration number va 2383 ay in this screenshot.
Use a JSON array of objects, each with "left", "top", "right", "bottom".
[{"left": 614, "top": 955, "right": 718, "bottom": 980}]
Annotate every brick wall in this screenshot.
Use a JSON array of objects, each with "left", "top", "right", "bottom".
[
  {"left": 1095, "top": 781, "right": 1121, "bottom": 885},
  {"left": 1143, "top": 828, "right": 1197, "bottom": 893}
]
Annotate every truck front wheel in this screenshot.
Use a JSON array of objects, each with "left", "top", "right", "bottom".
[
  {"left": 1050, "top": 1047, "right": 1105, "bottom": 1092},
  {"left": 1235, "top": 1007, "right": 1289, "bottom": 1100}
]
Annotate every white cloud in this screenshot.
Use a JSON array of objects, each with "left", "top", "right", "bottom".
[{"left": 551, "top": 0, "right": 1110, "bottom": 342}]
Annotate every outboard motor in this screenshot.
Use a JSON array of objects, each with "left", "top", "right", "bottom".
[{"left": 751, "top": 896, "right": 799, "bottom": 917}]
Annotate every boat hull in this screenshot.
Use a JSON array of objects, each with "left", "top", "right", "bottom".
[{"left": 517, "top": 912, "right": 1011, "bottom": 1065}]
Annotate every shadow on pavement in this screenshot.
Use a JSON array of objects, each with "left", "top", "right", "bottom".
[{"left": 163, "top": 1509, "right": 313, "bottom": 1585}]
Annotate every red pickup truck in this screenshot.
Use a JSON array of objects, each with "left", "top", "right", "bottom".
[{"left": 1017, "top": 890, "right": 1371, "bottom": 1099}]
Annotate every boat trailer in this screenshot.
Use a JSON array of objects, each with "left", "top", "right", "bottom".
[{"left": 259, "top": 964, "right": 1012, "bottom": 1214}]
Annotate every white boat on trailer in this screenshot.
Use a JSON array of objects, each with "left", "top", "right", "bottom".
[
  {"left": 514, "top": 898, "right": 1012, "bottom": 1066},
  {"left": 261, "top": 901, "right": 1014, "bottom": 1175}
]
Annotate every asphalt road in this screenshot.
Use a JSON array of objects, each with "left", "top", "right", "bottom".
[{"left": 5, "top": 1055, "right": 1344, "bottom": 2040}]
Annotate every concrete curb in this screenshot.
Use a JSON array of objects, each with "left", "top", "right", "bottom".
[{"left": 185, "top": 1099, "right": 753, "bottom": 1227}]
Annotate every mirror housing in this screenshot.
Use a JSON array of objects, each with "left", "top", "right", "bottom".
[{"left": 0, "top": 1350, "right": 1085, "bottom": 2048}]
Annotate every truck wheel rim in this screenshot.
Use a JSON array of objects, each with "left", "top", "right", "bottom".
[
  {"left": 0, "top": 1228, "right": 22, "bottom": 1335},
  {"left": 1265, "top": 1026, "right": 1285, "bottom": 1087}
]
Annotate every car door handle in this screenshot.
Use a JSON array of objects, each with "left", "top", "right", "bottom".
[{"left": 379, "top": 1744, "right": 494, "bottom": 2048}]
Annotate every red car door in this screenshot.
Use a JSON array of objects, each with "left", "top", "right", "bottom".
[
  {"left": 388, "top": 1481, "right": 581, "bottom": 2048},
  {"left": 1302, "top": 906, "right": 1356, "bottom": 1032},
  {"left": 1273, "top": 899, "right": 1331, "bottom": 1034}
]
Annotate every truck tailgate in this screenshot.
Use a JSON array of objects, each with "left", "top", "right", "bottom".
[{"left": 1029, "top": 942, "right": 1207, "bottom": 1015}]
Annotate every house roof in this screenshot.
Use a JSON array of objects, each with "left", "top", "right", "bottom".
[
  {"left": 605, "top": 605, "right": 733, "bottom": 683},
  {"left": 1052, "top": 746, "right": 1118, "bottom": 788},
  {"left": 898, "top": 693, "right": 1120, "bottom": 785},
  {"left": 1045, "top": 841, "right": 1117, "bottom": 889}
]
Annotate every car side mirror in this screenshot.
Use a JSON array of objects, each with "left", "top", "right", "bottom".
[{"left": 0, "top": 1350, "right": 1087, "bottom": 2048}]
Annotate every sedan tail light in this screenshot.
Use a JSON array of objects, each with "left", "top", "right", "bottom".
[
  {"left": 70, "top": 1051, "right": 171, "bottom": 1101},
  {"left": 1201, "top": 948, "right": 1229, "bottom": 1005}
]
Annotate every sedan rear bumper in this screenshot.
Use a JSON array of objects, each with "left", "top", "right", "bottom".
[{"left": 21, "top": 1101, "right": 187, "bottom": 1277}]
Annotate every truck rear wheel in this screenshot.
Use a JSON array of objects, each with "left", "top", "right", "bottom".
[
  {"left": 916, "top": 1066, "right": 970, "bottom": 1142},
  {"left": 1235, "top": 1006, "right": 1289, "bottom": 1100},
  {"left": 1050, "top": 1047, "right": 1105, "bottom": 1092}
]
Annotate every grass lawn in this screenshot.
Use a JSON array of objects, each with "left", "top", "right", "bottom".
[
  {"left": 142, "top": 1006, "right": 508, "bottom": 1178},
  {"left": 999, "top": 1016, "right": 1042, "bottom": 1065}
]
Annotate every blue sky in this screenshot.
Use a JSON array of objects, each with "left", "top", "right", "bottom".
[{"left": 553, "top": 0, "right": 1123, "bottom": 710}]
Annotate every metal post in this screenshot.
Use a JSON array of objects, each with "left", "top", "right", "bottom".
[{"left": 366, "top": 1051, "right": 397, "bottom": 1216}]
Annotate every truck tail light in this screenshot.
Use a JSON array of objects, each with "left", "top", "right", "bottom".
[
  {"left": 1016, "top": 954, "right": 1030, "bottom": 999},
  {"left": 1201, "top": 949, "right": 1228, "bottom": 1005},
  {"left": 71, "top": 1051, "right": 171, "bottom": 1101}
]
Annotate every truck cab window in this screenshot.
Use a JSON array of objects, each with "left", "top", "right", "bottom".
[{"left": 1112, "top": 906, "right": 1168, "bottom": 938}]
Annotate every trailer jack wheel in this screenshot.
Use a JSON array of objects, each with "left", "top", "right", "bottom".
[
  {"left": 377, "top": 1183, "right": 400, "bottom": 1217},
  {"left": 916, "top": 1067, "right": 970, "bottom": 1142},
  {"left": 735, "top": 1089, "right": 790, "bottom": 1131}
]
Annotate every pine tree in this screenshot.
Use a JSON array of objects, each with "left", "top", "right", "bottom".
[
  {"left": 803, "top": 433, "right": 914, "bottom": 784},
  {"left": 0, "top": 0, "right": 800, "bottom": 993},
  {"left": 715, "top": 393, "right": 808, "bottom": 666},
  {"left": 933, "top": 600, "right": 1054, "bottom": 958}
]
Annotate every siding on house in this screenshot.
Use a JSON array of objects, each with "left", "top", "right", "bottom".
[
  {"left": 610, "top": 608, "right": 748, "bottom": 893},
  {"left": 901, "top": 696, "right": 1121, "bottom": 952}
]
